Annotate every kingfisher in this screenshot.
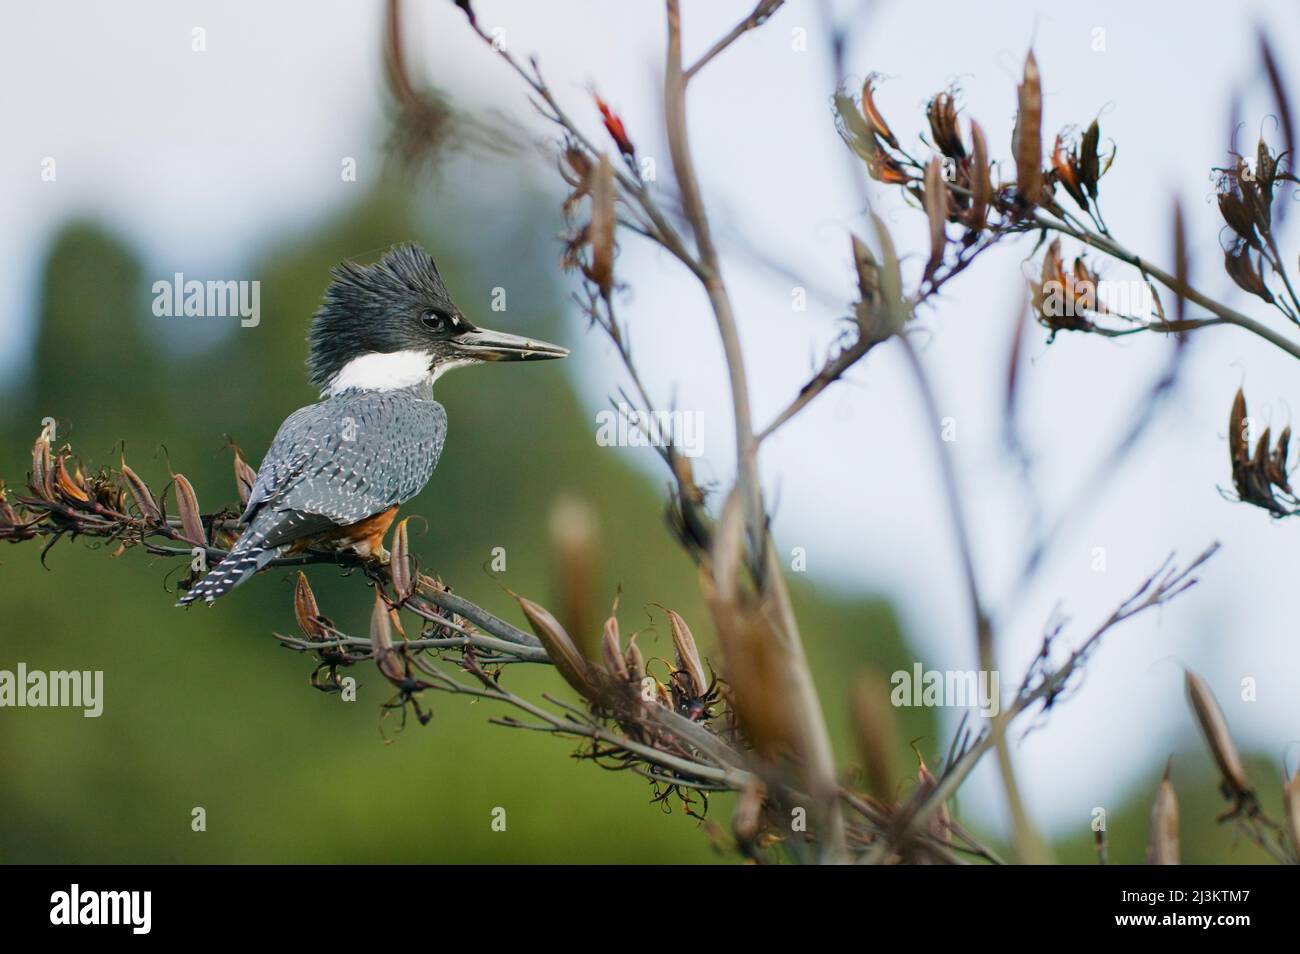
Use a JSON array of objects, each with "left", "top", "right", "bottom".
[{"left": 177, "top": 243, "right": 567, "bottom": 606}]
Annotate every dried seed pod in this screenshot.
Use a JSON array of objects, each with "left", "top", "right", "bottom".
[
  {"left": 587, "top": 155, "right": 616, "bottom": 297},
  {"left": 665, "top": 607, "right": 708, "bottom": 699},
  {"left": 700, "top": 568, "right": 799, "bottom": 759},
  {"left": 1051, "top": 134, "right": 1088, "bottom": 210},
  {"left": 850, "top": 232, "right": 880, "bottom": 312},
  {"left": 870, "top": 212, "right": 904, "bottom": 329},
  {"left": 30, "top": 431, "right": 54, "bottom": 501},
  {"left": 967, "top": 120, "right": 992, "bottom": 233},
  {"left": 120, "top": 462, "right": 161, "bottom": 524},
  {"left": 55, "top": 456, "right": 90, "bottom": 504},
  {"left": 1146, "top": 761, "right": 1180, "bottom": 865},
  {"left": 1172, "top": 200, "right": 1188, "bottom": 325},
  {"left": 922, "top": 157, "right": 946, "bottom": 282},
  {"left": 1239, "top": 157, "right": 1272, "bottom": 234},
  {"left": 548, "top": 495, "right": 600, "bottom": 657},
  {"left": 1079, "top": 119, "right": 1101, "bottom": 199},
  {"left": 371, "top": 589, "right": 405, "bottom": 684},
  {"left": 1223, "top": 241, "right": 1274, "bottom": 303},
  {"left": 1218, "top": 188, "right": 1261, "bottom": 249},
  {"left": 172, "top": 474, "right": 205, "bottom": 545},
  {"left": 1269, "top": 426, "right": 1292, "bottom": 493},
  {"left": 516, "top": 594, "right": 598, "bottom": 700},
  {"left": 1185, "top": 669, "right": 1251, "bottom": 796},
  {"left": 866, "top": 148, "right": 910, "bottom": 185},
  {"left": 851, "top": 671, "right": 898, "bottom": 804},
  {"left": 293, "top": 572, "right": 328, "bottom": 641},
  {"left": 926, "top": 91, "right": 965, "bottom": 160},
  {"left": 1012, "top": 50, "right": 1043, "bottom": 207},
  {"left": 1032, "top": 238, "right": 1094, "bottom": 334},
  {"left": 599, "top": 614, "right": 628, "bottom": 681},
  {"left": 861, "top": 75, "right": 899, "bottom": 149},
  {"left": 623, "top": 637, "right": 645, "bottom": 683},
  {"left": 390, "top": 517, "right": 414, "bottom": 601},
  {"left": 233, "top": 447, "right": 257, "bottom": 508},
  {"left": 1229, "top": 388, "right": 1250, "bottom": 473}
]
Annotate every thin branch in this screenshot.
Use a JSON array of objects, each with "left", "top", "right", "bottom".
[{"left": 683, "top": 0, "right": 786, "bottom": 83}]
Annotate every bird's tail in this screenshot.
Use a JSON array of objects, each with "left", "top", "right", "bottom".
[{"left": 176, "top": 533, "right": 281, "bottom": 607}]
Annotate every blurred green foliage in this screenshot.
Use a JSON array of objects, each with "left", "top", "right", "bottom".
[{"left": 0, "top": 186, "right": 922, "bottom": 863}]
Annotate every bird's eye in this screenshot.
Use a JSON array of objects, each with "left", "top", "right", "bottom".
[{"left": 421, "top": 309, "right": 450, "bottom": 331}]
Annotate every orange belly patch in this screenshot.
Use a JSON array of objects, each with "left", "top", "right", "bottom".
[{"left": 288, "top": 505, "right": 399, "bottom": 560}]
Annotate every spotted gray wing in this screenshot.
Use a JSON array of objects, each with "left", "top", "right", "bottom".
[{"left": 240, "top": 391, "right": 447, "bottom": 546}]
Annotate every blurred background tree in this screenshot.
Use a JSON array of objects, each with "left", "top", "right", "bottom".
[{"left": 0, "top": 179, "right": 925, "bottom": 862}]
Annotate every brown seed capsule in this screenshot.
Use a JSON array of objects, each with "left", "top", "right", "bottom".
[
  {"left": 700, "top": 570, "right": 798, "bottom": 759},
  {"left": 587, "top": 155, "right": 616, "bottom": 298},
  {"left": 600, "top": 614, "right": 628, "bottom": 681},
  {"left": 1224, "top": 242, "right": 1274, "bottom": 303},
  {"left": 1172, "top": 200, "right": 1189, "bottom": 325},
  {"left": 233, "top": 447, "right": 257, "bottom": 508},
  {"left": 968, "top": 120, "right": 992, "bottom": 233},
  {"left": 1051, "top": 134, "right": 1088, "bottom": 210},
  {"left": 1229, "top": 389, "right": 1250, "bottom": 473},
  {"left": 664, "top": 607, "right": 708, "bottom": 699},
  {"left": 923, "top": 157, "right": 947, "bottom": 282},
  {"left": 850, "top": 233, "right": 881, "bottom": 312},
  {"left": 1217, "top": 189, "right": 1260, "bottom": 249},
  {"left": 1269, "top": 426, "right": 1292, "bottom": 492},
  {"left": 172, "top": 474, "right": 205, "bottom": 546},
  {"left": 1146, "top": 761, "right": 1180, "bottom": 865},
  {"left": 867, "top": 148, "right": 910, "bottom": 185},
  {"left": 56, "top": 456, "right": 90, "bottom": 504},
  {"left": 30, "top": 431, "right": 54, "bottom": 501},
  {"left": 548, "top": 495, "right": 600, "bottom": 657},
  {"left": 926, "top": 91, "right": 965, "bottom": 160},
  {"left": 293, "top": 572, "right": 328, "bottom": 641},
  {"left": 1185, "top": 669, "right": 1251, "bottom": 795},
  {"left": 1013, "top": 50, "right": 1043, "bottom": 207},
  {"left": 390, "top": 517, "right": 414, "bottom": 601},
  {"left": 623, "top": 637, "right": 645, "bottom": 683},
  {"left": 371, "top": 590, "right": 405, "bottom": 684},
  {"left": 851, "top": 671, "right": 898, "bottom": 804},
  {"left": 516, "top": 594, "right": 598, "bottom": 700},
  {"left": 861, "top": 75, "right": 899, "bottom": 149},
  {"left": 120, "top": 462, "right": 161, "bottom": 524},
  {"left": 1079, "top": 119, "right": 1101, "bottom": 199}
]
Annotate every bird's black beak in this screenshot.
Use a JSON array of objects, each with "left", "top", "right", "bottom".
[{"left": 452, "top": 325, "right": 569, "bottom": 362}]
